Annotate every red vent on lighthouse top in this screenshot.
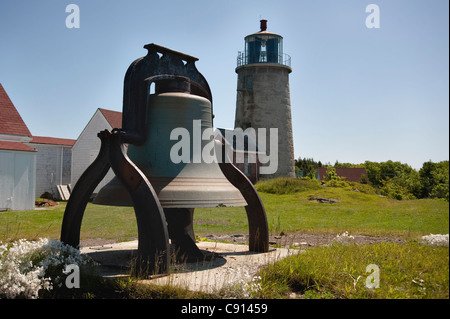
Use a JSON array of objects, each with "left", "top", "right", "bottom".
[{"left": 260, "top": 19, "right": 267, "bottom": 32}]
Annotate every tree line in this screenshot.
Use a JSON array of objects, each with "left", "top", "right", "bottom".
[{"left": 295, "top": 158, "right": 449, "bottom": 201}]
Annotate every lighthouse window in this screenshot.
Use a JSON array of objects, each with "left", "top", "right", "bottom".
[{"left": 266, "top": 38, "right": 279, "bottom": 63}]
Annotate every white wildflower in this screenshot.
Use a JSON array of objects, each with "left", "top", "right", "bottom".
[
  {"left": 0, "top": 238, "right": 93, "bottom": 299},
  {"left": 420, "top": 234, "right": 449, "bottom": 247},
  {"left": 223, "top": 266, "right": 263, "bottom": 298},
  {"left": 243, "top": 275, "right": 263, "bottom": 297},
  {"left": 333, "top": 231, "right": 355, "bottom": 244}
]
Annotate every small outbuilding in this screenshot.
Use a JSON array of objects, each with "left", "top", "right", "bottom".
[
  {"left": 0, "top": 83, "right": 36, "bottom": 210},
  {"left": 27, "top": 136, "right": 76, "bottom": 199}
]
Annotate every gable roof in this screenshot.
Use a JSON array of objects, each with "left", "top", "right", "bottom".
[
  {"left": 0, "top": 83, "right": 32, "bottom": 137},
  {"left": 99, "top": 108, "right": 122, "bottom": 129},
  {"left": 317, "top": 167, "right": 368, "bottom": 183},
  {"left": 72, "top": 108, "right": 123, "bottom": 149},
  {"left": 0, "top": 140, "right": 36, "bottom": 152},
  {"left": 29, "top": 136, "right": 76, "bottom": 146}
]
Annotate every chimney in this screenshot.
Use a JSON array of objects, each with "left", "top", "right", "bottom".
[{"left": 260, "top": 19, "right": 267, "bottom": 32}]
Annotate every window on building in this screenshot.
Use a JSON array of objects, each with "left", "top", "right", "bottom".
[{"left": 244, "top": 155, "right": 250, "bottom": 176}]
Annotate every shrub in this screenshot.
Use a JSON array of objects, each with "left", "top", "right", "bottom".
[
  {"left": 378, "top": 179, "right": 416, "bottom": 200},
  {"left": 255, "top": 177, "right": 321, "bottom": 194},
  {"left": 349, "top": 182, "right": 376, "bottom": 194},
  {"left": 360, "top": 173, "right": 369, "bottom": 184},
  {"left": 420, "top": 161, "right": 449, "bottom": 200},
  {"left": 324, "top": 167, "right": 345, "bottom": 182},
  {"left": 325, "top": 179, "right": 350, "bottom": 188},
  {"left": 430, "top": 183, "right": 449, "bottom": 201},
  {"left": 323, "top": 179, "right": 376, "bottom": 195}
]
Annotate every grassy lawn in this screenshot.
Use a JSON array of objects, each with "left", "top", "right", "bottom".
[
  {"left": 0, "top": 203, "right": 137, "bottom": 242},
  {"left": 195, "top": 187, "right": 449, "bottom": 239},
  {"left": 1, "top": 188, "right": 448, "bottom": 242},
  {"left": 1, "top": 180, "right": 448, "bottom": 299},
  {"left": 257, "top": 242, "right": 449, "bottom": 299}
]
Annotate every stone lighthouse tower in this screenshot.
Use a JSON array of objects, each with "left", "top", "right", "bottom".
[{"left": 235, "top": 19, "right": 295, "bottom": 178}]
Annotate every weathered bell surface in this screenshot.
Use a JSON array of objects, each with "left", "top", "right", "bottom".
[{"left": 94, "top": 91, "right": 247, "bottom": 208}]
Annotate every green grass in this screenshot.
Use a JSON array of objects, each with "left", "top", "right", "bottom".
[
  {"left": 0, "top": 203, "right": 138, "bottom": 242},
  {"left": 0, "top": 178, "right": 448, "bottom": 299},
  {"left": 1, "top": 181, "right": 448, "bottom": 242},
  {"left": 257, "top": 242, "right": 449, "bottom": 299},
  {"left": 195, "top": 186, "right": 449, "bottom": 239}
]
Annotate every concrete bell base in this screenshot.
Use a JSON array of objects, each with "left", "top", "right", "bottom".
[{"left": 80, "top": 240, "right": 300, "bottom": 293}]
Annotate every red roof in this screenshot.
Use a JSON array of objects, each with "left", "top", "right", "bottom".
[
  {"left": 99, "top": 108, "right": 122, "bottom": 129},
  {"left": 0, "top": 83, "right": 32, "bottom": 137},
  {"left": 318, "top": 167, "right": 368, "bottom": 183},
  {"left": 30, "top": 136, "right": 76, "bottom": 146},
  {"left": 0, "top": 141, "right": 36, "bottom": 152}
]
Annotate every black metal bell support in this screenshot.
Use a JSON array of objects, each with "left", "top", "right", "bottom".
[
  {"left": 216, "top": 140, "right": 269, "bottom": 253},
  {"left": 60, "top": 129, "right": 170, "bottom": 275},
  {"left": 60, "top": 44, "right": 269, "bottom": 276}
]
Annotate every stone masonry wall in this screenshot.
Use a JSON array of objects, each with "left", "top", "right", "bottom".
[{"left": 235, "top": 64, "right": 295, "bottom": 179}]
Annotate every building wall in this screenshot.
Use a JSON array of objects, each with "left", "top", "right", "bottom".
[
  {"left": 231, "top": 151, "right": 260, "bottom": 184},
  {"left": 0, "top": 150, "right": 36, "bottom": 210},
  {"left": 235, "top": 64, "right": 295, "bottom": 179},
  {"left": 28, "top": 144, "right": 72, "bottom": 198},
  {"left": 71, "top": 110, "right": 115, "bottom": 193}
]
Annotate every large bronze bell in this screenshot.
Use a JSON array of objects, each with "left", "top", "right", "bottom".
[
  {"left": 94, "top": 80, "right": 247, "bottom": 208},
  {"left": 60, "top": 44, "right": 269, "bottom": 276}
]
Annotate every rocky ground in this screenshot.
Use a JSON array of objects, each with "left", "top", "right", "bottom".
[
  {"left": 80, "top": 232, "right": 405, "bottom": 249},
  {"left": 203, "top": 232, "right": 405, "bottom": 247}
]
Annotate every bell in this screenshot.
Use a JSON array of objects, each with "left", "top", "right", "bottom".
[
  {"left": 61, "top": 45, "right": 268, "bottom": 275},
  {"left": 93, "top": 78, "right": 247, "bottom": 208},
  {"left": 92, "top": 76, "right": 248, "bottom": 261}
]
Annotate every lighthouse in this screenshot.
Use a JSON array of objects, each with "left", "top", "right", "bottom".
[{"left": 235, "top": 19, "right": 295, "bottom": 179}]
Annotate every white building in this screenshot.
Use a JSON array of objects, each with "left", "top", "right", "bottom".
[
  {"left": 0, "top": 83, "right": 36, "bottom": 211},
  {"left": 27, "top": 136, "right": 75, "bottom": 199},
  {"left": 71, "top": 108, "right": 122, "bottom": 193}
]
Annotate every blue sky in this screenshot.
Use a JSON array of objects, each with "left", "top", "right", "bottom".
[{"left": 0, "top": 0, "right": 448, "bottom": 169}]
